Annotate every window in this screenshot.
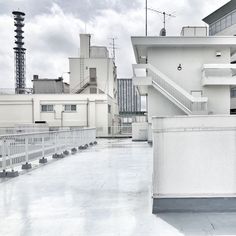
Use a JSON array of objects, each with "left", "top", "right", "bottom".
[
  {"left": 221, "top": 18, "right": 226, "bottom": 30},
  {"left": 226, "top": 15, "right": 232, "bottom": 27},
  {"left": 231, "top": 88, "right": 236, "bottom": 98},
  {"left": 232, "top": 11, "right": 236, "bottom": 24},
  {"left": 41, "top": 105, "right": 54, "bottom": 112},
  {"left": 108, "top": 104, "right": 111, "bottom": 113},
  {"left": 216, "top": 21, "right": 221, "bottom": 33},
  {"left": 90, "top": 87, "right": 97, "bottom": 94},
  {"left": 64, "top": 104, "right": 77, "bottom": 112},
  {"left": 89, "top": 68, "right": 97, "bottom": 83}
]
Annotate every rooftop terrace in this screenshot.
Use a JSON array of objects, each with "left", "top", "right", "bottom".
[{"left": 0, "top": 139, "right": 236, "bottom": 235}]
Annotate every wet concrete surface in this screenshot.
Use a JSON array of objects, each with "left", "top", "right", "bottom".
[{"left": 0, "top": 138, "right": 236, "bottom": 236}]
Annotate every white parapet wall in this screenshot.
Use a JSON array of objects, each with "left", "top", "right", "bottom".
[
  {"left": 152, "top": 115, "right": 236, "bottom": 213},
  {"left": 132, "top": 122, "right": 148, "bottom": 141}
]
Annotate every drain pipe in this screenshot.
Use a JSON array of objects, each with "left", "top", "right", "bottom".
[
  {"left": 31, "top": 98, "right": 34, "bottom": 123},
  {"left": 86, "top": 99, "right": 89, "bottom": 127},
  {"left": 61, "top": 111, "right": 64, "bottom": 127}
]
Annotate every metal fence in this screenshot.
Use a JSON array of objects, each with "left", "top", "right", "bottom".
[
  {"left": 0, "top": 128, "right": 96, "bottom": 175},
  {"left": 96, "top": 125, "right": 132, "bottom": 138}
]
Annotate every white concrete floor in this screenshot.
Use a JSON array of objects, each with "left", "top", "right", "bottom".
[{"left": 0, "top": 139, "right": 236, "bottom": 236}]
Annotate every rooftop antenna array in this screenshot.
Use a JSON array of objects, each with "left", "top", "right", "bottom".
[
  {"left": 147, "top": 8, "right": 176, "bottom": 36},
  {"left": 109, "top": 37, "right": 118, "bottom": 62},
  {"left": 12, "top": 10, "right": 26, "bottom": 94}
]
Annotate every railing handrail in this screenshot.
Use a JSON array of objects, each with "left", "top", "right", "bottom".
[
  {"left": 71, "top": 76, "right": 90, "bottom": 93},
  {"left": 0, "top": 127, "right": 96, "bottom": 139},
  {"left": 202, "top": 64, "right": 236, "bottom": 70},
  {"left": 133, "top": 64, "right": 208, "bottom": 103}
]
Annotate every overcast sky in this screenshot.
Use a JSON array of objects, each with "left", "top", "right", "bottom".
[{"left": 0, "top": 0, "right": 229, "bottom": 88}]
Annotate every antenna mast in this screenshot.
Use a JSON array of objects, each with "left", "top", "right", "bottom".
[
  {"left": 145, "top": 0, "right": 147, "bottom": 36},
  {"left": 109, "top": 37, "right": 118, "bottom": 62},
  {"left": 147, "top": 8, "right": 175, "bottom": 36}
]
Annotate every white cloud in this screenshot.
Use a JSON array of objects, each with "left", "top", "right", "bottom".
[{"left": 0, "top": 0, "right": 231, "bottom": 88}]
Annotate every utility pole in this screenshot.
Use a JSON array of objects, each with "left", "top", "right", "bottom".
[{"left": 145, "top": 0, "right": 147, "bottom": 36}]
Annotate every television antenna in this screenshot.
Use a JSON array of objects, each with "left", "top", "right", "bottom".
[
  {"left": 147, "top": 8, "right": 176, "bottom": 36},
  {"left": 108, "top": 37, "right": 119, "bottom": 62}
]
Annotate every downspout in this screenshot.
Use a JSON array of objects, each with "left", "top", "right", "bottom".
[
  {"left": 86, "top": 99, "right": 89, "bottom": 127},
  {"left": 61, "top": 111, "right": 64, "bottom": 127},
  {"left": 31, "top": 98, "right": 34, "bottom": 123}
]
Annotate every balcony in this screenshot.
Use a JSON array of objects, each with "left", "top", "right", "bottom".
[{"left": 202, "top": 64, "right": 236, "bottom": 86}]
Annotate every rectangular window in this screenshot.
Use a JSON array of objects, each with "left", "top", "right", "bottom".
[
  {"left": 64, "top": 104, "right": 77, "bottom": 112},
  {"left": 226, "top": 14, "right": 232, "bottom": 27},
  {"left": 231, "top": 88, "right": 236, "bottom": 97},
  {"left": 89, "top": 68, "right": 97, "bottom": 83},
  {"left": 90, "top": 87, "right": 97, "bottom": 94},
  {"left": 216, "top": 21, "right": 221, "bottom": 33},
  {"left": 108, "top": 104, "right": 111, "bottom": 113},
  {"left": 210, "top": 23, "right": 216, "bottom": 35},
  {"left": 232, "top": 11, "right": 236, "bottom": 24},
  {"left": 41, "top": 105, "right": 54, "bottom": 112},
  {"left": 221, "top": 18, "right": 226, "bottom": 30}
]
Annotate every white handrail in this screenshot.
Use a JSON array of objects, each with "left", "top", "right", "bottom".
[
  {"left": 0, "top": 128, "right": 96, "bottom": 173},
  {"left": 133, "top": 64, "right": 207, "bottom": 103}
]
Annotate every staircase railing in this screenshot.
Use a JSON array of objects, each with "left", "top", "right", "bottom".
[
  {"left": 133, "top": 64, "right": 208, "bottom": 114},
  {"left": 71, "top": 76, "right": 90, "bottom": 94}
]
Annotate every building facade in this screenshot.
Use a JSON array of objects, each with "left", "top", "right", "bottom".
[
  {"left": 69, "top": 34, "right": 117, "bottom": 100},
  {"left": 203, "top": 0, "right": 236, "bottom": 113},
  {"left": 0, "top": 94, "right": 117, "bottom": 136}
]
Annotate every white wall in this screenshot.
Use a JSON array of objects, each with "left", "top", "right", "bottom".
[
  {"left": 152, "top": 115, "right": 236, "bottom": 198},
  {"left": 148, "top": 87, "right": 185, "bottom": 121},
  {"left": 148, "top": 46, "right": 231, "bottom": 114},
  {"left": 0, "top": 94, "right": 118, "bottom": 136}
]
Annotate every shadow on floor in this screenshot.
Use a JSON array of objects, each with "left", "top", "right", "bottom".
[{"left": 157, "top": 212, "right": 236, "bottom": 235}]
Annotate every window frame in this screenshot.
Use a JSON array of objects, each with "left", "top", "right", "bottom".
[
  {"left": 64, "top": 104, "right": 77, "bottom": 112},
  {"left": 41, "top": 104, "right": 54, "bottom": 113}
]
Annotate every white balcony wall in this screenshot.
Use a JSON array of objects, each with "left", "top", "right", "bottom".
[{"left": 152, "top": 115, "right": 236, "bottom": 198}]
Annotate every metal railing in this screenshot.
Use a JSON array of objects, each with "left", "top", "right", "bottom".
[
  {"left": 0, "top": 88, "right": 33, "bottom": 95},
  {"left": 0, "top": 128, "right": 96, "bottom": 175},
  {"left": 133, "top": 64, "right": 208, "bottom": 114},
  {"left": 96, "top": 125, "right": 132, "bottom": 138},
  {"left": 71, "top": 76, "right": 97, "bottom": 94}
]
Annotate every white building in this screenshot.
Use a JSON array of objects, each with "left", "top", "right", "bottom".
[
  {"left": 0, "top": 34, "right": 119, "bottom": 136},
  {"left": 203, "top": 0, "right": 236, "bottom": 113},
  {"left": 69, "top": 34, "right": 117, "bottom": 100},
  {"left": 0, "top": 94, "right": 117, "bottom": 136},
  {"left": 132, "top": 26, "right": 236, "bottom": 212},
  {"left": 132, "top": 33, "right": 236, "bottom": 142}
]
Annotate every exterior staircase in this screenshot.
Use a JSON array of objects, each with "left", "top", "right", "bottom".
[
  {"left": 133, "top": 64, "right": 208, "bottom": 115},
  {"left": 71, "top": 77, "right": 97, "bottom": 94}
]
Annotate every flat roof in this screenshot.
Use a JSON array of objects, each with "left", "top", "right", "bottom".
[
  {"left": 202, "top": 0, "right": 236, "bottom": 24},
  {"left": 131, "top": 36, "right": 236, "bottom": 63}
]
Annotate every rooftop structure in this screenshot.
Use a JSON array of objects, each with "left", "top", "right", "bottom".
[
  {"left": 69, "top": 34, "right": 117, "bottom": 99},
  {"left": 12, "top": 11, "right": 26, "bottom": 94},
  {"left": 32, "top": 75, "right": 69, "bottom": 94},
  {"left": 203, "top": 0, "right": 236, "bottom": 36}
]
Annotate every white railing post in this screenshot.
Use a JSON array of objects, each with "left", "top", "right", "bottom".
[
  {"left": 2, "top": 139, "right": 6, "bottom": 172},
  {"left": 39, "top": 135, "right": 47, "bottom": 163},
  {"left": 25, "top": 137, "right": 29, "bottom": 163},
  {"left": 22, "top": 136, "right": 32, "bottom": 169}
]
